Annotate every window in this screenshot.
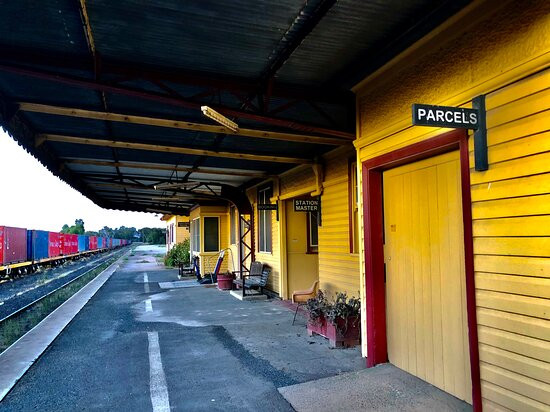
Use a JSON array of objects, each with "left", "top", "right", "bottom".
[
  {"left": 230, "top": 205, "right": 236, "bottom": 245},
  {"left": 307, "top": 212, "right": 318, "bottom": 253},
  {"left": 203, "top": 217, "right": 219, "bottom": 252},
  {"left": 171, "top": 223, "right": 175, "bottom": 243},
  {"left": 191, "top": 218, "right": 200, "bottom": 253},
  {"left": 258, "top": 186, "right": 272, "bottom": 253},
  {"left": 349, "top": 161, "right": 359, "bottom": 253}
]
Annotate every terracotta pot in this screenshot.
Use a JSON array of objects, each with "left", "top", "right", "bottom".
[{"left": 217, "top": 273, "right": 234, "bottom": 290}]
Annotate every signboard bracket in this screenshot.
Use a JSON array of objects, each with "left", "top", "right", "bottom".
[{"left": 472, "top": 95, "right": 488, "bottom": 171}]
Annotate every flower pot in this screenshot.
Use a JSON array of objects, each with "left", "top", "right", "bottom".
[
  {"left": 217, "top": 273, "right": 234, "bottom": 290},
  {"left": 307, "top": 315, "right": 327, "bottom": 337},
  {"left": 307, "top": 315, "right": 360, "bottom": 348}
]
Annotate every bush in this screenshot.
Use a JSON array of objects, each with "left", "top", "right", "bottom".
[{"left": 164, "top": 239, "right": 190, "bottom": 267}]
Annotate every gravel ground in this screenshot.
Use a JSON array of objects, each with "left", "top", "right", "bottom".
[{"left": 0, "top": 249, "right": 122, "bottom": 319}]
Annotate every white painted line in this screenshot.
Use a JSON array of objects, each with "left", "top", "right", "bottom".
[
  {"left": 0, "top": 254, "right": 126, "bottom": 401},
  {"left": 147, "top": 332, "right": 171, "bottom": 412},
  {"left": 145, "top": 299, "right": 153, "bottom": 312},
  {"left": 144, "top": 273, "right": 150, "bottom": 293}
]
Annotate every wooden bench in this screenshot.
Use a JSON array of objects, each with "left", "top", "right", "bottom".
[{"left": 233, "top": 262, "right": 271, "bottom": 296}]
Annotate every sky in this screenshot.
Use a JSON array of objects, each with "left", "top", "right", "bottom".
[{"left": 0, "top": 130, "right": 163, "bottom": 232}]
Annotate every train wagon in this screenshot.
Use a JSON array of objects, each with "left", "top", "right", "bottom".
[
  {"left": 0, "top": 226, "right": 27, "bottom": 265},
  {"left": 48, "top": 232, "right": 62, "bottom": 258},
  {"left": 61, "top": 233, "right": 78, "bottom": 255},
  {"left": 77, "top": 235, "right": 89, "bottom": 253},
  {"left": 27, "top": 230, "right": 50, "bottom": 262}
]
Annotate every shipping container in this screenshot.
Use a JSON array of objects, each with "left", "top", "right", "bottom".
[
  {"left": 29, "top": 230, "right": 50, "bottom": 261},
  {"left": 108, "top": 238, "right": 113, "bottom": 248},
  {"left": 61, "top": 233, "right": 78, "bottom": 255},
  {"left": 98, "top": 237, "right": 104, "bottom": 249},
  {"left": 77, "top": 235, "right": 88, "bottom": 253},
  {"left": 0, "top": 226, "right": 28, "bottom": 265},
  {"left": 89, "top": 236, "right": 97, "bottom": 250},
  {"left": 48, "top": 232, "right": 62, "bottom": 258}
]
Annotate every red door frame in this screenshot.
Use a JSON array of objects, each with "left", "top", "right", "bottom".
[{"left": 361, "top": 129, "right": 481, "bottom": 410}]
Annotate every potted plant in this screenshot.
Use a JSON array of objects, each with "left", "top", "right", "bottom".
[
  {"left": 305, "top": 290, "right": 329, "bottom": 337},
  {"left": 306, "top": 291, "right": 361, "bottom": 348}
]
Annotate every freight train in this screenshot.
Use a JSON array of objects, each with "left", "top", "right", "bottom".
[{"left": 0, "top": 226, "right": 130, "bottom": 277}]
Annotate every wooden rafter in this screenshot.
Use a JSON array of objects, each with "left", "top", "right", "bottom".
[
  {"left": 19, "top": 103, "right": 351, "bottom": 145},
  {"left": 36, "top": 134, "right": 312, "bottom": 164},
  {"left": 63, "top": 159, "right": 268, "bottom": 178}
]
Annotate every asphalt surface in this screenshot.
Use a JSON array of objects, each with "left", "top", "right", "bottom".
[
  {"left": 2, "top": 245, "right": 359, "bottom": 411},
  {"left": 0, "top": 245, "right": 470, "bottom": 411}
]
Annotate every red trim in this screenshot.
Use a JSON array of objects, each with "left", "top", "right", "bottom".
[
  {"left": 361, "top": 129, "right": 481, "bottom": 410},
  {"left": 460, "top": 138, "right": 482, "bottom": 411}
]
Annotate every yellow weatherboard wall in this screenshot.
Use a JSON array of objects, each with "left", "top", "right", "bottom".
[
  {"left": 247, "top": 181, "right": 281, "bottom": 295},
  {"left": 318, "top": 148, "right": 360, "bottom": 298},
  {"left": 355, "top": 1, "right": 550, "bottom": 410},
  {"left": 189, "top": 205, "right": 230, "bottom": 276},
  {"left": 165, "top": 215, "right": 190, "bottom": 251},
  {"left": 246, "top": 146, "right": 361, "bottom": 300}
]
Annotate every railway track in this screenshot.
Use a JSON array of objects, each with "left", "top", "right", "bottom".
[{"left": 0, "top": 248, "right": 127, "bottom": 353}]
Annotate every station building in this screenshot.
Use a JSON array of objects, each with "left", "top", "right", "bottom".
[
  {"left": 1, "top": 1, "right": 548, "bottom": 410},
  {"left": 162, "top": 214, "right": 190, "bottom": 252}
]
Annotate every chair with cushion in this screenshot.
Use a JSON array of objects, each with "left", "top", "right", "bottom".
[{"left": 291, "top": 280, "right": 319, "bottom": 325}]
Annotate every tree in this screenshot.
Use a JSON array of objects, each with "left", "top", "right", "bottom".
[
  {"left": 140, "top": 227, "right": 166, "bottom": 244},
  {"left": 61, "top": 219, "right": 85, "bottom": 235}
]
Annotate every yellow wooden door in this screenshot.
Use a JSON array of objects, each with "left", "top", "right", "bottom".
[
  {"left": 383, "top": 151, "right": 472, "bottom": 403},
  {"left": 286, "top": 200, "right": 319, "bottom": 296}
]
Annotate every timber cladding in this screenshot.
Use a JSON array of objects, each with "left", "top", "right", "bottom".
[
  {"left": 355, "top": 2, "right": 550, "bottom": 410},
  {"left": 318, "top": 157, "right": 360, "bottom": 297},
  {"left": 280, "top": 166, "right": 315, "bottom": 194}
]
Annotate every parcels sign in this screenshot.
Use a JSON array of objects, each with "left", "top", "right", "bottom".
[{"left": 412, "top": 104, "right": 479, "bottom": 129}]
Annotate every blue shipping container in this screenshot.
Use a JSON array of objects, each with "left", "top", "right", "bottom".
[
  {"left": 98, "top": 237, "right": 104, "bottom": 249},
  {"left": 31, "top": 230, "right": 50, "bottom": 261},
  {"left": 77, "top": 235, "right": 88, "bottom": 252}
]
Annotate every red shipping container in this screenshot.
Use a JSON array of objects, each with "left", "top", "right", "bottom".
[
  {"left": 0, "top": 226, "right": 28, "bottom": 265},
  {"left": 89, "top": 236, "right": 98, "bottom": 250},
  {"left": 61, "top": 234, "right": 78, "bottom": 255},
  {"left": 48, "top": 232, "right": 62, "bottom": 258}
]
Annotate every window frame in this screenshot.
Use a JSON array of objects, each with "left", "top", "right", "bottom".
[
  {"left": 257, "top": 185, "right": 273, "bottom": 253},
  {"left": 203, "top": 216, "right": 220, "bottom": 252},
  {"left": 230, "top": 205, "right": 236, "bottom": 245},
  {"left": 191, "top": 218, "right": 201, "bottom": 254},
  {"left": 306, "top": 211, "right": 319, "bottom": 254},
  {"left": 349, "top": 159, "right": 359, "bottom": 254}
]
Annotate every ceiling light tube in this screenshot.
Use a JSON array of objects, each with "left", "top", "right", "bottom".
[{"left": 201, "top": 106, "right": 239, "bottom": 132}]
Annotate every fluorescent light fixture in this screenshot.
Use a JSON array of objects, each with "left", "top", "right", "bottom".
[{"left": 201, "top": 106, "right": 239, "bottom": 132}]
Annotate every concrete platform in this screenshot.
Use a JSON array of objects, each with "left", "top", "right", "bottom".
[
  {"left": 278, "top": 364, "right": 471, "bottom": 412},
  {"left": 230, "top": 289, "right": 268, "bottom": 301},
  {"left": 0, "top": 244, "right": 472, "bottom": 411}
]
